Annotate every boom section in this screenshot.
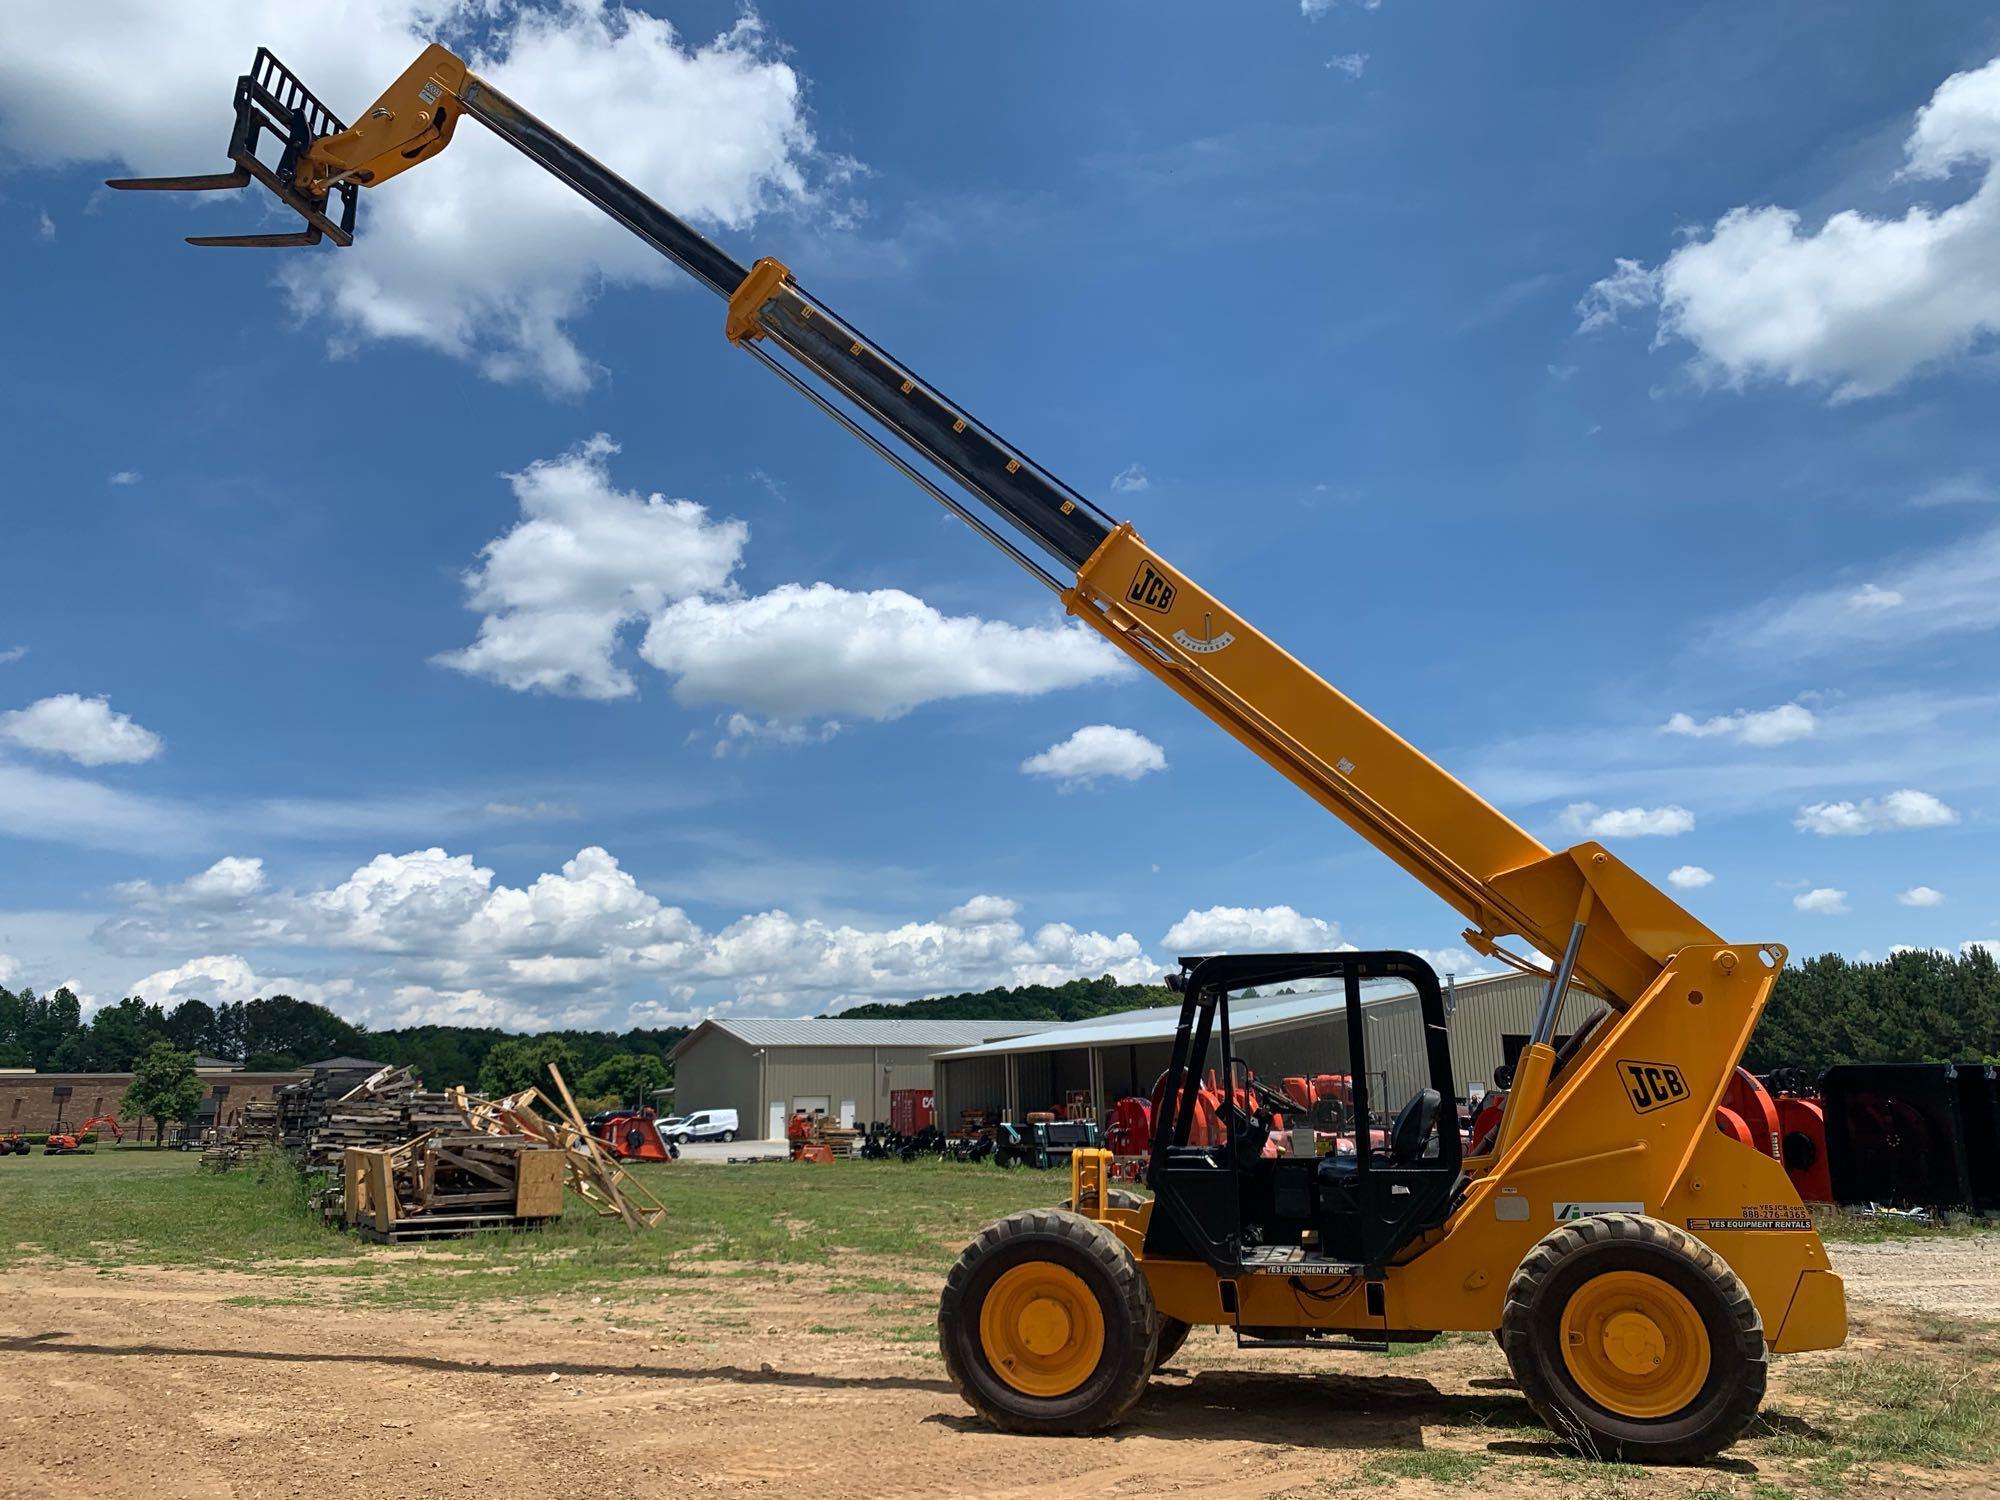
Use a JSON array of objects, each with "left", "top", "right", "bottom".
[
  {"left": 109, "top": 43, "right": 1723, "bottom": 1008},
  {"left": 450, "top": 65, "right": 1720, "bottom": 1006}
]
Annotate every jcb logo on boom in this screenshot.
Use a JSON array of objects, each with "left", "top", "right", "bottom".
[
  {"left": 1126, "top": 562, "right": 1176, "bottom": 614},
  {"left": 1620, "top": 1060, "right": 1689, "bottom": 1115}
]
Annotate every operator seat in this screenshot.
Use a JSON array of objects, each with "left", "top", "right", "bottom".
[{"left": 1314, "top": 1087, "right": 1441, "bottom": 1185}]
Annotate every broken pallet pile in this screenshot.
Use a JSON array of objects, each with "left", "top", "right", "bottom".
[
  {"left": 329, "top": 1062, "right": 664, "bottom": 1242},
  {"left": 341, "top": 1128, "right": 567, "bottom": 1244},
  {"left": 199, "top": 1099, "right": 281, "bottom": 1172}
]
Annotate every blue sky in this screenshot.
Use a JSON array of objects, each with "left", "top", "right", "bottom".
[{"left": 1, "top": 2, "right": 1996, "bottom": 1030}]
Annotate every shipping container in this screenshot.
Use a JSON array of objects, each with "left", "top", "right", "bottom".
[{"left": 890, "top": 1087, "right": 935, "bottom": 1135}]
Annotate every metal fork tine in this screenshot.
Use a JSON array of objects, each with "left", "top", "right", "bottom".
[
  {"left": 185, "top": 227, "right": 324, "bottom": 249},
  {"left": 104, "top": 168, "right": 251, "bottom": 193}
]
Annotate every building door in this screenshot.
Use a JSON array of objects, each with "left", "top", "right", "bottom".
[
  {"left": 839, "top": 1100, "right": 856, "bottom": 1128},
  {"left": 767, "top": 1102, "right": 787, "bottom": 1140},
  {"left": 792, "top": 1095, "right": 831, "bottom": 1120}
]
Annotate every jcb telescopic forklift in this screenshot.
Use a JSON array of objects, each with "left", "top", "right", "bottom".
[{"left": 112, "top": 45, "right": 1846, "bottom": 1460}]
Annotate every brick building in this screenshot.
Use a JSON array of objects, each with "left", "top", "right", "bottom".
[{"left": 0, "top": 1059, "right": 308, "bottom": 1136}]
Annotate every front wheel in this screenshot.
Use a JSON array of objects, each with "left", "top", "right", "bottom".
[
  {"left": 939, "top": 1209, "right": 1157, "bottom": 1434},
  {"left": 1500, "top": 1213, "right": 1766, "bottom": 1463}
]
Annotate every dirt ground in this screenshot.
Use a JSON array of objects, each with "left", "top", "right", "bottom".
[{"left": 4, "top": 1238, "right": 1997, "bottom": 1500}]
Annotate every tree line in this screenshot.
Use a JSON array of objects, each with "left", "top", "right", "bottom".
[
  {"left": 0, "top": 984, "right": 686, "bottom": 1110},
  {"left": 4, "top": 947, "right": 1995, "bottom": 1114}
]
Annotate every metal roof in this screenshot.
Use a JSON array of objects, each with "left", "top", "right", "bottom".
[
  {"left": 672, "top": 1016, "right": 1060, "bottom": 1058},
  {"left": 933, "top": 971, "right": 1524, "bottom": 1059}
]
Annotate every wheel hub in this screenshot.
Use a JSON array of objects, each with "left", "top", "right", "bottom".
[
  {"left": 978, "top": 1261, "right": 1107, "bottom": 1398},
  {"left": 1600, "top": 1310, "right": 1666, "bottom": 1375},
  {"left": 1559, "top": 1269, "right": 1710, "bottom": 1419}
]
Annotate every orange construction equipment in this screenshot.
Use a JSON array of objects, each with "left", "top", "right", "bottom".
[
  {"left": 588, "top": 1107, "right": 679, "bottom": 1163},
  {"left": 45, "top": 1115, "right": 122, "bottom": 1155},
  {"left": 1775, "top": 1090, "right": 1833, "bottom": 1204}
]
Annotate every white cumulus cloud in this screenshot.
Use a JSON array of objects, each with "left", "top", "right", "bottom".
[
  {"left": 1662, "top": 703, "right": 1815, "bottom": 747},
  {"left": 1898, "top": 885, "right": 1946, "bottom": 907},
  {"left": 1559, "top": 802, "right": 1695, "bottom": 838},
  {"left": 0, "top": 4, "right": 843, "bottom": 395},
  {"left": 1110, "top": 463, "right": 1150, "bottom": 493},
  {"left": 1667, "top": 865, "right": 1714, "bottom": 890},
  {"left": 1794, "top": 887, "right": 1850, "bottom": 916},
  {"left": 1161, "top": 904, "right": 1347, "bottom": 955},
  {"left": 640, "top": 583, "right": 1125, "bottom": 734},
  {"left": 101, "top": 846, "right": 1160, "bottom": 1024},
  {"left": 1021, "top": 725, "right": 1166, "bottom": 789},
  {"left": 1325, "top": 53, "right": 1368, "bottom": 78},
  {"left": 117, "top": 856, "right": 266, "bottom": 908},
  {"left": 1578, "top": 54, "right": 2000, "bottom": 399},
  {"left": 435, "top": 435, "right": 747, "bottom": 699},
  {"left": 129, "top": 953, "right": 346, "bottom": 1011},
  {"left": 1795, "top": 789, "right": 1959, "bottom": 836},
  {"left": 0, "top": 693, "right": 162, "bottom": 766}
]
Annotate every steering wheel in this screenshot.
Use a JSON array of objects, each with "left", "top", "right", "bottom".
[{"left": 1389, "top": 1088, "right": 1442, "bottom": 1165}]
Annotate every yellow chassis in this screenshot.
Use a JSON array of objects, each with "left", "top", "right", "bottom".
[{"left": 1070, "top": 944, "right": 1845, "bottom": 1353}]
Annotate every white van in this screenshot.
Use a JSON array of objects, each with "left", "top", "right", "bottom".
[{"left": 669, "top": 1108, "right": 738, "bottom": 1144}]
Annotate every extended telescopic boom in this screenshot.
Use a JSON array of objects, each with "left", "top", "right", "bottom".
[{"left": 110, "top": 43, "right": 1734, "bottom": 1015}]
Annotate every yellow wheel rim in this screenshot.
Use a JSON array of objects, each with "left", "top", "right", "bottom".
[
  {"left": 978, "top": 1261, "right": 1106, "bottom": 1397},
  {"left": 1559, "top": 1270, "right": 1711, "bottom": 1419}
]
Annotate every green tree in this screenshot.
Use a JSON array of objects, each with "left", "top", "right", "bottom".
[
  {"left": 212, "top": 1001, "right": 247, "bottom": 1061},
  {"left": 478, "top": 1036, "right": 579, "bottom": 1097},
  {"left": 75, "top": 996, "right": 168, "bottom": 1071},
  {"left": 163, "top": 998, "right": 217, "bottom": 1054},
  {"left": 122, "top": 1042, "right": 206, "bottom": 1144},
  {"left": 580, "top": 1051, "right": 669, "bottom": 1107},
  {"left": 18, "top": 986, "right": 82, "bottom": 1070},
  {"left": 240, "top": 994, "right": 364, "bottom": 1067}
]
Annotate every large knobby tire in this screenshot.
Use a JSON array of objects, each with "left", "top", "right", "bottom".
[
  {"left": 1054, "top": 1187, "right": 1187, "bottom": 1371},
  {"left": 939, "top": 1209, "right": 1157, "bottom": 1434},
  {"left": 1061, "top": 1185, "right": 1146, "bottom": 1216},
  {"left": 1500, "top": 1213, "right": 1766, "bottom": 1463}
]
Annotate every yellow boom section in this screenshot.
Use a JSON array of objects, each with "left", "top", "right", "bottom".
[
  {"left": 1064, "top": 526, "right": 1718, "bottom": 1007},
  {"left": 115, "top": 40, "right": 1729, "bottom": 1013}
]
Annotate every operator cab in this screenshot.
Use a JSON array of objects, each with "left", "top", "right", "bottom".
[{"left": 1143, "top": 951, "right": 1462, "bottom": 1276}]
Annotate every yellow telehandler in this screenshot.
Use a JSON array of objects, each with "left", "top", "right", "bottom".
[{"left": 111, "top": 44, "right": 1846, "bottom": 1461}]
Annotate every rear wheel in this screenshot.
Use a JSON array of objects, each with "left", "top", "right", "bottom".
[
  {"left": 1500, "top": 1213, "right": 1765, "bottom": 1463},
  {"left": 939, "top": 1209, "right": 1156, "bottom": 1434},
  {"left": 1061, "top": 1185, "right": 1145, "bottom": 1216}
]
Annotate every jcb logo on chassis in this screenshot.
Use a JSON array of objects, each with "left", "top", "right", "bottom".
[
  {"left": 1620, "top": 1060, "right": 1689, "bottom": 1114},
  {"left": 1126, "top": 561, "right": 1176, "bottom": 614}
]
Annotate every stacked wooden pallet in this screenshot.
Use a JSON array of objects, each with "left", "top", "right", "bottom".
[
  {"left": 340, "top": 1129, "right": 567, "bottom": 1243},
  {"left": 199, "top": 1099, "right": 282, "bottom": 1172}
]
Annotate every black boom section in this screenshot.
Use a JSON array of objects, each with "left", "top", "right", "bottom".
[
  {"left": 457, "top": 78, "right": 748, "bottom": 299},
  {"left": 749, "top": 286, "right": 1114, "bottom": 570},
  {"left": 456, "top": 76, "right": 1112, "bottom": 573}
]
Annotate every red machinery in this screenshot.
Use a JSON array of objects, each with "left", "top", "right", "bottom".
[
  {"left": 787, "top": 1109, "right": 835, "bottom": 1164},
  {"left": 45, "top": 1115, "right": 122, "bottom": 1155},
  {"left": 588, "top": 1107, "right": 678, "bottom": 1163},
  {"left": 1775, "top": 1089, "right": 1833, "bottom": 1203},
  {"left": 1715, "top": 1067, "right": 1782, "bottom": 1162}
]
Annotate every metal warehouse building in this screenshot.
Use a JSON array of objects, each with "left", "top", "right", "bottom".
[
  {"left": 932, "top": 970, "right": 1553, "bottom": 1126},
  {"left": 669, "top": 1018, "right": 1059, "bottom": 1140}
]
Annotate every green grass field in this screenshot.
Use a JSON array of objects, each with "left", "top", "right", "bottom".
[
  {"left": 6, "top": 1148, "right": 2000, "bottom": 1491},
  {"left": 0, "top": 1146, "right": 1063, "bottom": 1305}
]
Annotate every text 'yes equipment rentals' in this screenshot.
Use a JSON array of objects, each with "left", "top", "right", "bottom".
[{"left": 114, "top": 43, "right": 1846, "bottom": 1462}]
